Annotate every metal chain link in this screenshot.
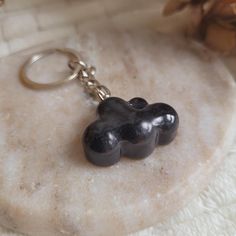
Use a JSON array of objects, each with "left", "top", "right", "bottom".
[{"left": 68, "top": 59, "right": 111, "bottom": 102}]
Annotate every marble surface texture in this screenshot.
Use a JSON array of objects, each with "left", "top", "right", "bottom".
[
  {"left": 0, "top": 0, "right": 165, "bottom": 58},
  {"left": 0, "top": 30, "right": 235, "bottom": 236}
]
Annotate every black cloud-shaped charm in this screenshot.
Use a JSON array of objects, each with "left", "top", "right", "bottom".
[{"left": 83, "top": 97, "right": 179, "bottom": 167}]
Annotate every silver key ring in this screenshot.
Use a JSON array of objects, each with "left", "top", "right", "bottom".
[
  {"left": 19, "top": 48, "right": 82, "bottom": 89},
  {"left": 20, "top": 48, "right": 111, "bottom": 101}
]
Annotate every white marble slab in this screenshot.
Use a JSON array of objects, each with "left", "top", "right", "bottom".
[{"left": 0, "top": 30, "right": 235, "bottom": 236}]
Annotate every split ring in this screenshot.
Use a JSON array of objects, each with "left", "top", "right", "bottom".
[{"left": 20, "top": 48, "right": 82, "bottom": 89}]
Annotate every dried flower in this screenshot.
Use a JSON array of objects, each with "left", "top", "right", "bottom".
[
  {"left": 163, "top": 0, "right": 209, "bottom": 16},
  {"left": 163, "top": 0, "right": 236, "bottom": 54}
]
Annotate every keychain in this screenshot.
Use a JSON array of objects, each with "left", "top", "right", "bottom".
[{"left": 20, "top": 48, "right": 179, "bottom": 167}]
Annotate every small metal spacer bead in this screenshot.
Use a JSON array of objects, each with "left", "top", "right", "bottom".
[
  {"left": 95, "top": 85, "right": 111, "bottom": 101},
  {"left": 69, "top": 59, "right": 111, "bottom": 102}
]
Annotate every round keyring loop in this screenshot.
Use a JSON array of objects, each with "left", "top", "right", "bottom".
[{"left": 20, "top": 48, "right": 82, "bottom": 89}]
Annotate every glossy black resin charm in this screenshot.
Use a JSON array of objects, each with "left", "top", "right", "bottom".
[{"left": 83, "top": 97, "right": 179, "bottom": 167}]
